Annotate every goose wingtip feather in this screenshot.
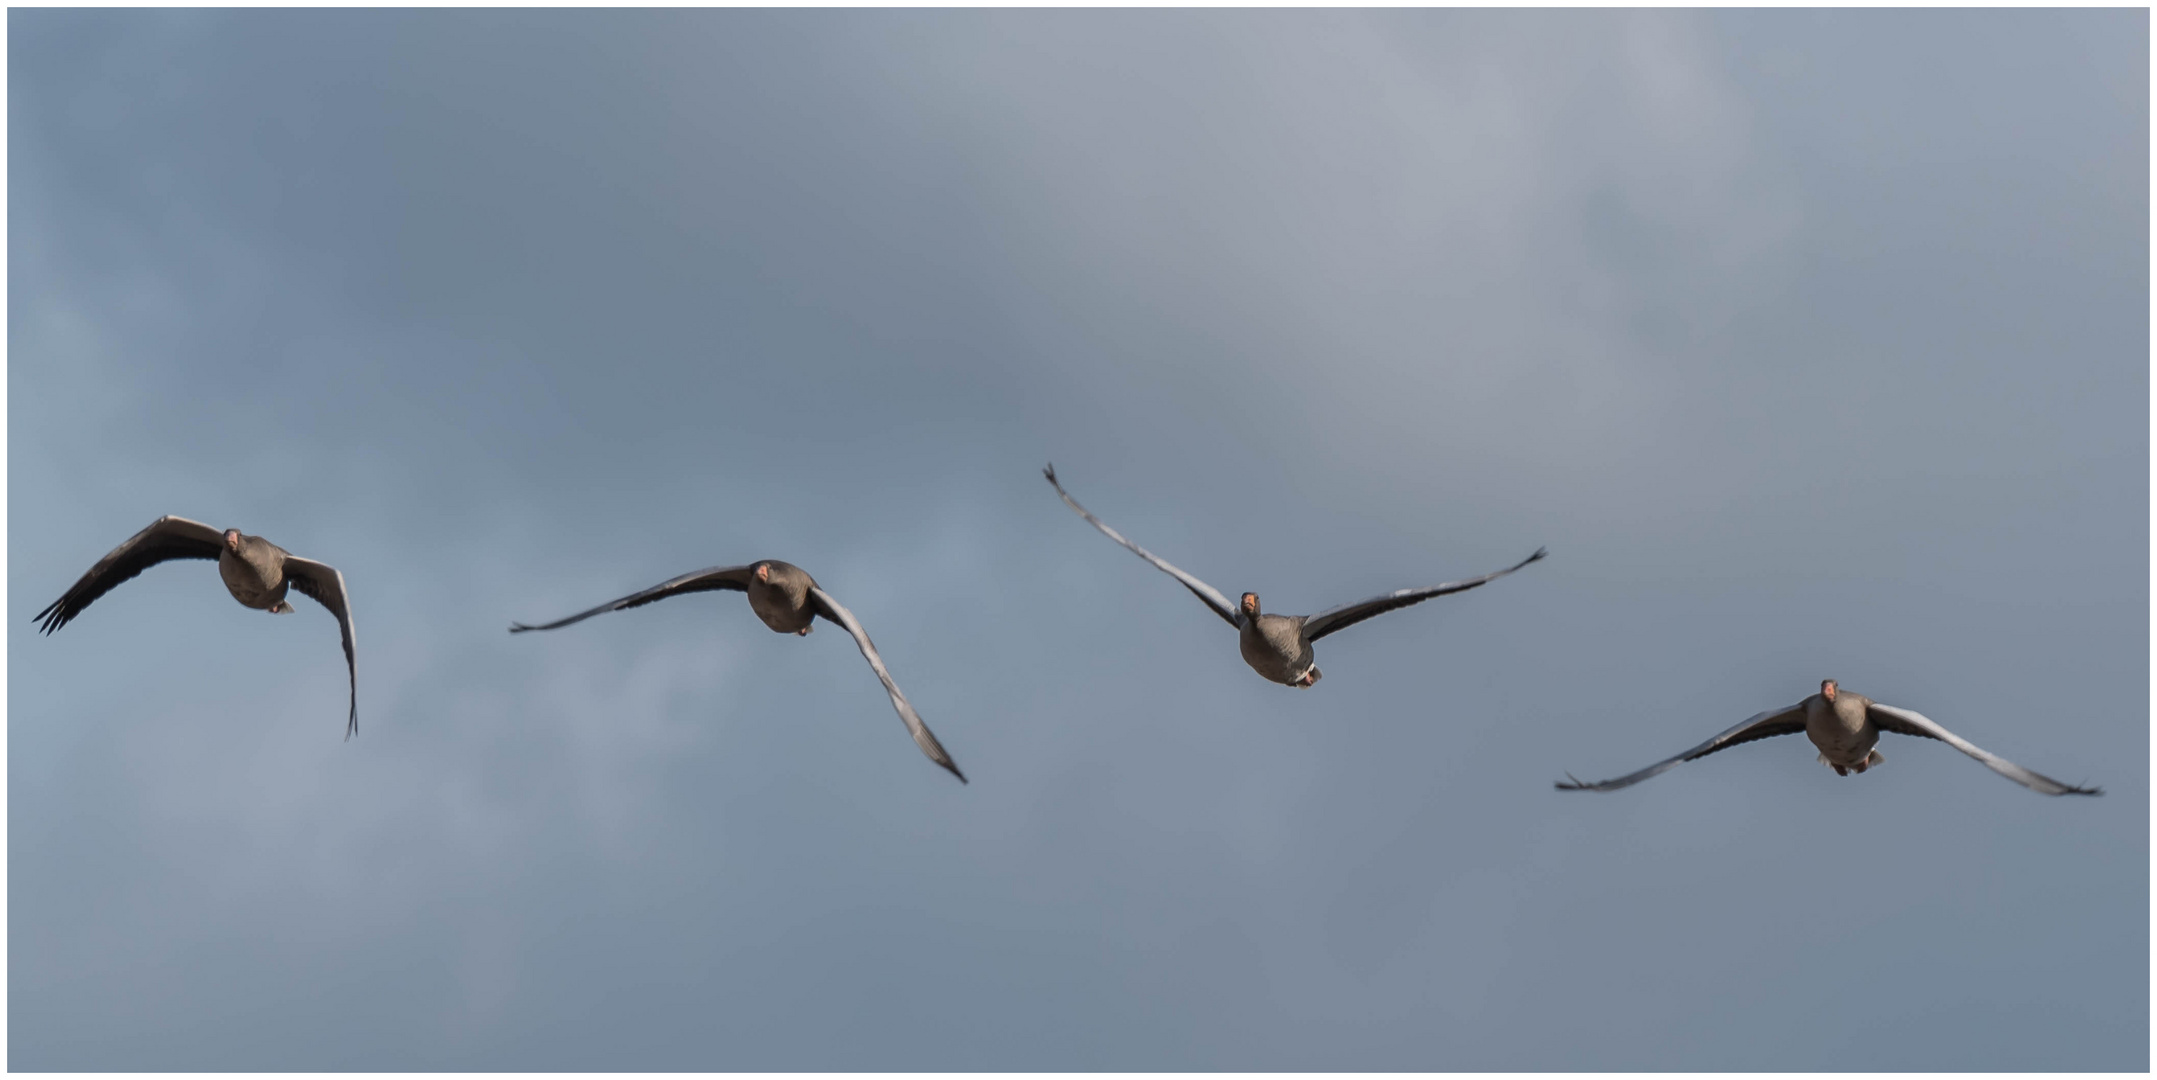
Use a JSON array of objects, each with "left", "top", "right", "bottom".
[{"left": 36, "top": 596, "right": 76, "bottom": 635}]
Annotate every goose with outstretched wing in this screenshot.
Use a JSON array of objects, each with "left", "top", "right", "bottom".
[
  {"left": 1556, "top": 679, "right": 2100, "bottom": 796},
  {"left": 511, "top": 559, "right": 966, "bottom": 783},
  {"left": 1044, "top": 464, "right": 1546, "bottom": 687},
  {"left": 36, "top": 516, "right": 358, "bottom": 738}
]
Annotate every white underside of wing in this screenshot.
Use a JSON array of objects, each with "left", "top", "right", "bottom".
[
  {"left": 1559, "top": 704, "right": 1805, "bottom": 792},
  {"left": 809, "top": 587, "right": 966, "bottom": 782},
  {"left": 1869, "top": 702, "right": 2097, "bottom": 796},
  {"left": 1044, "top": 465, "right": 1241, "bottom": 628}
]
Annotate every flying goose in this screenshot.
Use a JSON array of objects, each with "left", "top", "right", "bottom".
[
  {"left": 1556, "top": 679, "right": 2100, "bottom": 796},
  {"left": 1044, "top": 464, "right": 1546, "bottom": 687},
  {"left": 510, "top": 559, "right": 966, "bottom": 783},
  {"left": 35, "top": 516, "right": 358, "bottom": 738}
]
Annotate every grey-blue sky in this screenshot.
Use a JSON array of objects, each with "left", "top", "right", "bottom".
[{"left": 8, "top": 8, "right": 2146, "bottom": 1070}]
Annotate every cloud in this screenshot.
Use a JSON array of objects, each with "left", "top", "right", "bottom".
[{"left": 10, "top": 9, "right": 2145, "bottom": 1071}]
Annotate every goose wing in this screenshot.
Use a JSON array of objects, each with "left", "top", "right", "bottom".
[
  {"left": 1868, "top": 702, "right": 2100, "bottom": 796},
  {"left": 509, "top": 565, "right": 756, "bottom": 633},
  {"left": 1556, "top": 704, "right": 1807, "bottom": 792},
  {"left": 809, "top": 587, "right": 966, "bottom": 784},
  {"left": 35, "top": 515, "right": 227, "bottom": 634},
  {"left": 282, "top": 556, "right": 359, "bottom": 740},
  {"left": 1042, "top": 464, "right": 1242, "bottom": 630},
  {"left": 1301, "top": 547, "right": 1547, "bottom": 643}
]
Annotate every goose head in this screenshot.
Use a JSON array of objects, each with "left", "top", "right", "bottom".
[
  {"left": 1240, "top": 592, "right": 1260, "bottom": 619},
  {"left": 753, "top": 562, "right": 772, "bottom": 585},
  {"left": 1821, "top": 678, "right": 1839, "bottom": 703},
  {"left": 223, "top": 529, "right": 243, "bottom": 554}
]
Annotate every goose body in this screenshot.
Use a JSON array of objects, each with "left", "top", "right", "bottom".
[
  {"left": 35, "top": 516, "right": 359, "bottom": 738},
  {"left": 1239, "top": 612, "right": 1319, "bottom": 686},
  {"left": 217, "top": 531, "right": 297, "bottom": 612},
  {"left": 1044, "top": 464, "right": 1544, "bottom": 687},
  {"left": 1805, "top": 687, "right": 1881, "bottom": 773},
  {"left": 1557, "top": 679, "right": 2099, "bottom": 796},
  {"left": 745, "top": 560, "right": 818, "bottom": 635},
  {"left": 511, "top": 558, "right": 966, "bottom": 783}
]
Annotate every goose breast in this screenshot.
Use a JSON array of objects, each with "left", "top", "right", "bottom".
[
  {"left": 747, "top": 560, "right": 817, "bottom": 634},
  {"left": 217, "top": 540, "right": 289, "bottom": 610},
  {"left": 1239, "top": 615, "right": 1313, "bottom": 684},
  {"left": 1804, "top": 692, "right": 1879, "bottom": 766}
]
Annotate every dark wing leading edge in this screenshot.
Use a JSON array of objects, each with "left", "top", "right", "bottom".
[
  {"left": 508, "top": 565, "right": 757, "bottom": 633},
  {"left": 35, "top": 515, "right": 228, "bottom": 635},
  {"left": 282, "top": 556, "right": 359, "bottom": 740},
  {"left": 1555, "top": 704, "right": 1808, "bottom": 792},
  {"left": 808, "top": 587, "right": 967, "bottom": 784},
  {"left": 1868, "top": 702, "right": 2101, "bottom": 796},
  {"left": 1300, "top": 547, "right": 1548, "bottom": 643},
  {"left": 1042, "top": 464, "right": 1243, "bottom": 630}
]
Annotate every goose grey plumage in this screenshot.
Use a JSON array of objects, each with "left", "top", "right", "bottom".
[
  {"left": 1555, "top": 679, "right": 2100, "bottom": 796},
  {"left": 510, "top": 559, "right": 966, "bottom": 783},
  {"left": 1044, "top": 464, "right": 1546, "bottom": 687},
  {"left": 35, "top": 515, "right": 358, "bottom": 738}
]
